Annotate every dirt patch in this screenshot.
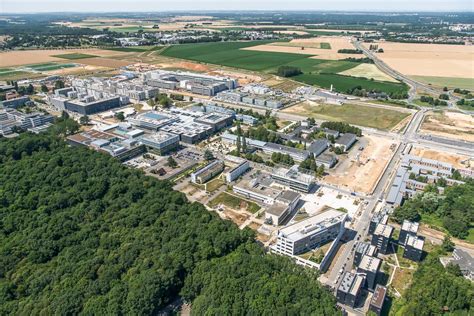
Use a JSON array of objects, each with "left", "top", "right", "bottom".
[
  {"left": 411, "top": 146, "right": 474, "bottom": 170},
  {"left": 324, "top": 135, "right": 398, "bottom": 194},
  {"left": 366, "top": 42, "right": 474, "bottom": 78},
  {"left": 222, "top": 209, "right": 249, "bottom": 226},
  {"left": 420, "top": 111, "right": 474, "bottom": 142}
]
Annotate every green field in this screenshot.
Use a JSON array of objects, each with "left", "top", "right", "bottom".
[
  {"left": 284, "top": 102, "right": 410, "bottom": 130},
  {"left": 160, "top": 41, "right": 408, "bottom": 95},
  {"left": 0, "top": 70, "right": 37, "bottom": 80},
  {"left": 104, "top": 46, "right": 161, "bottom": 52},
  {"left": 411, "top": 75, "right": 474, "bottom": 90},
  {"left": 208, "top": 192, "right": 261, "bottom": 213},
  {"left": 52, "top": 53, "right": 97, "bottom": 60},
  {"left": 26, "top": 63, "right": 77, "bottom": 72}
]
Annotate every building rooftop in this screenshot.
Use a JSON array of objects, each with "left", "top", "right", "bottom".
[
  {"left": 277, "top": 190, "right": 301, "bottom": 204},
  {"left": 402, "top": 220, "right": 420, "bottom": 234},
  {"left": 279, "top": 209, "right": 346, "bottom": 242},
  {"left": 264, "top": 142, "right": 310, "bottom": 157},
  {"left": 236, "top": 177, "right": 282, "bottom": 200},
  {"left": 336, "top": 133, "right": 356, "bottom": 146},
  {"left": 338, "top": 272, "right": 364, "bottom": 296},
  {"left": 266, "top": 201, "right": 290, "bottom": 217},
  {"left": 196, "top": 112, "right": 233, "bottom": 124},
  {"left": 358, "top": 255, "right": 381, "bottom": 272},
  {"left": 308, "top": 139, "right": 329, "bottom": 155},
  {"left": 371, "top": 285, "right": 387, "bottom": 309},
  {"left": 355, "top": 241, "right": 371, "bottom": 254},
  {"left": 406, "top": 235, "right": 424, "bottom": 250},
  {"left": 374, "top": 223, "right": 394, "bottom": 238},
  {"left": 274, "top": 166, "right": 314, "bottom": 185},
  {"left": 452, "top": 248, "right": 474, "bottom": 275},
  {"left": 141, "top": 131, "right": 179, "bottom": 143}
]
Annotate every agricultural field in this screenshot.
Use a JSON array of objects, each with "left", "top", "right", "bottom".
[
  {"left": 283, "top": 101, "right": 410, "bottom": 130},
  {"left": 338, "top": 63, "right": 399, "bottom": 82},
  {"left": 26, "top": 62, "right": 77, "bottom": 71},
  {"left": 366, "top": 42, "right": 474, "bottom": 80},
  {"left": 160, "top": 41, "right": 408, "bottom": 95},
  {"left": 419, "top": 110, "right": 474, "bottom": 142},
  {"left": 52, "top": 53, "right": 98, "bottom": 60},
  {"left": 410, "top": 75, "right": 474, "bottom": 90}
]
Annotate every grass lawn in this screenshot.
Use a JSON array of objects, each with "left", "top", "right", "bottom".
[
  {"left": 52, "top": 53, "right": 97, "bottom": 60},
  {"left": 284, "top": 102, "right": 410, "bottom": 130},
  {"left": 205, "top": 178, "right": 225, "bottom": 193},
  {"left": 160, "top": 41, "right": 407, "bottom": 95},
  {"left": 25, "top": 63, "right": 76, "bottom": 71},
  {"left": 208, "top": 192, "right": 260, "bottom": 213},
  {"left": 391, "top": 268, "right": 415, "bottom": 297},
  {"left": 411, "top": 75, "right": 474, "bottom": 90}
]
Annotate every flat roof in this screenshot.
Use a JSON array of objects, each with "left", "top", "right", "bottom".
[
  {"left": 277, "top": 190, "right": 301, "bottom": 204},
  {"left": 338, "top": 272, "right": 364, "bottom": 296},
  {"left": 358, "top": 255, "right": 381, "bottom": 272},
  {"left": 279, "top": 209, "right": 346, "bottom": 242},
  {"left": 371, "top": 285, "right": 387, "bottom": 309},
  {"left": 141, "top": 131, "right": 178, "bottom": 142},
  {"left": 402, "top": 220, "right": 420, "bottom": 234},
  {"left": 235, "top": 178, "right": 282, "bottom": 199},
  {"left": 266, "top": 201, "right": 289, "bottom": 217},
  {"left": 406, "top": 235, "right": 424, "bottom": 250},
  {"left": 374, "top": 224, "right": 394, "bottom": 238}
]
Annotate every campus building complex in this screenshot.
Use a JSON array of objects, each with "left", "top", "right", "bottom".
[{"left": 0, "top": 108, "right": 54, "bottom": 135}]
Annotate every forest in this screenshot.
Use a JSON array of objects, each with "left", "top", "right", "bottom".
[
  {"left": 0, "top": 130, "right": 339, "bottom": 315},
  {"left": 393, "top": 180, "right": 474, "bottom": 239}
]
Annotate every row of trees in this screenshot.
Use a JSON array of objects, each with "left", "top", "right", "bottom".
[
  {"left": 271, "top": 152, "right": 294, "bottom": 165},
  {"left": 321, "top": 121, "right": 362, "bottom": 137},
  {"left": 277, "top": 66, "right": 303, "bottom": 77},
  {"left": 337, "top": 49, "right": 363, "bottom": 54},
  {"left": 0, "top": 130, "right": 340, "bottom": 314},
  {"left": 393, "top": 180, "right": 473, "bottom": 238},
  {"left": 420, "top": 95, "right": 448, "bottom": 106}
]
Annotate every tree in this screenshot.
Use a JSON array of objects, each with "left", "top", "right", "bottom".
[
  {"left": 54, "top": 80, "right": 65, "bottom": 90},
  {"left": 242, "top": 136, "right": 247, "bottom": 153},
  {"left": 115, "top": 112, "right": 125, "bottom": 121},
  {"left": 167, "top": 156, "right": 178, "bottom": 168},
  {"left": 26, "top": 84, "right": 34, "bottom": 95},
  {"left": 204, "top": 149, "right": 214, "bottom": 161},
  {"left": 79, "top": 115, "right": 90, "bottom": 125},
  {"left": 41, "top": 84, "right": 49, "bottom": 93},
  {"left": 236, "top": 135, "right": 241, "bottom": 155},
  {"left": 61, "top": 111, "right": 69, "bottom": 120},
  {"left": 442, "top": 235, "right": 455, "bottom": 252},
  {"left": 317, "top": 164, "right": 325, "bottom": 177}
]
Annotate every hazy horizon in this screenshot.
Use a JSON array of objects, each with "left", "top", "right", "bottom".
[{"left": 1, "top": 0, "right": 473, "bottom": 14}]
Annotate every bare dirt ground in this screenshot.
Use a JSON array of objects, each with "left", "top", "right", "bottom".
[
  {"left": 366, "top": 42, "right": 474, "bottom": 78},
  {"left": 47, "top": 64, "right": 109, "bottom": 76},
  {"left": 242, "top": 36, "right": 359, "bottom": 60},
  {"left": 0, "top": 49, "right": 127, "bottom": 67},
  {"left": 339, "top": 63, "right": 398, "bottom": 82},
  {"left": 410, "top": 146, "right": 474, "bottom": 170},
  {"left": 420, "top": 111, "right": 474, "bottom": 142},
  {"left": 221, "top": 208, "right": 249, "bottom": 227},
  {"left": 324, "top": 135, "right": 397, "bottom": 194},
  {"left": 306, "top": 28, "right": 377, "bottom": 34}
]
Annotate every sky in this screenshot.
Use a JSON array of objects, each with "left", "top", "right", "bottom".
[{"left": 1, "top": 0, "right": 473, "bottom": 13}]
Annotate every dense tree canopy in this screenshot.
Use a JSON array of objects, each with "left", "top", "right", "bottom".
[
  {"left": 395, "top": 251, "right": 473, "bottom": 315},
  {"left": 0, "top": 132, "right": 339, "bottom": 314},
  {"left": 181, "top": 243, "right": 340, "bottom": 315},
  {"left": 393, "top": 180, "right": 474, "bottom": 239}
]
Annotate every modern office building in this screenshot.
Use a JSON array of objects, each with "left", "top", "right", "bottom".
[
  {"left": 194, "top": 112, "right": 234, "bottom": 132},
  {"left": 399, "top": 220, "right": 420, "bottom": 245},
  {"left": 403, "top": 235, "right": 424, "bottom": 262},
  {"left": 191, "top": 160, "right": 225, "bottom": 184},
  {"left": 140, "top": 131, "right": 180, "bottom": 155},
  {"left": 354, "top": 242, "right": 377, "bottom": 266},
  {"left": 235, "top": 113, "right": 259, "bottom": 126},
  {"left": 371, "top": 224, "right": 394, "bottom": 255},
  {"left": 1, "top": 96, "right": 30, "bottom": 109},
  {"left": 336, "top": 272, "right": 365, "bottom": 308},
  {"left": 160, "top": 121, "right": 213, "bottom": 144},
  {"left": 225, "top": 159, "right": 250, "bottom": 182},
  {"left": 0, "top": 108, "right": 54, "bottom": 135},
  {"left": 273, "top": 209, "right": 347, "bottom": 256},
  {"left": 65, "top": 96, "right": 122, "bottom": 115},
  {"left": 233, "top": 176, "right": 282, "bottom": 205},
  {"left": 272, "top": 166, "right": 315, "bottom": 193},
  {"left": 265, "top": 190, "right": 301, "bottom": 226},
  {"left": 129, "top": 111, "right": 178, "bottom": 130},
  {"left": 357, "top": 255, "right": 381, "bottom": 290},
  {"left": 369, "top": 211, "right": 388, "bottom": 235},
  {"left": 369, "top": 285, "right": 387, "bottom": 315},
  {"left": 335, "top": 133, "right": 357, "bottom": 151}
]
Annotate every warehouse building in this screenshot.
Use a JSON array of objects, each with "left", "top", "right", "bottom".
[
  {"left": 403, "top": 235, "right": 424, "bottom": 262},
  {"left": 273, "top": 209, "right": 347, "bottom": 256},
  {"left": 191, "top": 160, "right": 225, "bottom": 184},
  {"left": 272, "top": 166, "right": 315, "bottom": 193},
  {"left": 357, "top": 255, "right": 381, "bottom": 290},
  {"left": 369, "top": 285, "right": 387, "bottom": 316},
  {"left": 399, "top": 220, "right": 420, "bottom": 245},
  {"left": 371, "top": 224, "right": 394, "bottom": 255},
  {"left": 337, "top": 272, "right": 365, "bottom": 308},
  {"left": 140, "top": 131, "right": 180, "bottom": 155}
]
